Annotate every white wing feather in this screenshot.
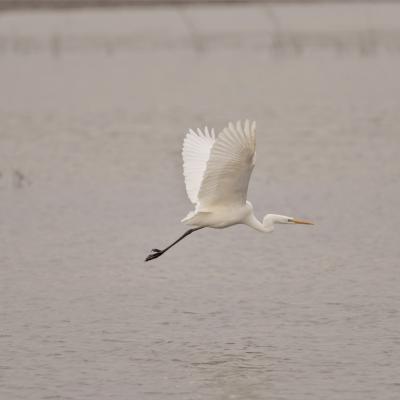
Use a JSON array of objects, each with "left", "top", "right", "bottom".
[
  {"left": 197, "top": 120, "right": 256, "bottom": 208},
  {"left": 182, "top": 127, "right": 216, "bottom": 204}
]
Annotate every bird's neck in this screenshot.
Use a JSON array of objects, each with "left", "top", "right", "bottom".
[{"left": 246, "top": 213, "right": 274, "bottom": 233}]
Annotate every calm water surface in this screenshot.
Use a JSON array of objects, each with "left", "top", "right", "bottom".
[{"left": 1, "top": 4, "right": 400, "bottom": 400}]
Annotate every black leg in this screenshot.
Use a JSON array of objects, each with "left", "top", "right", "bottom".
[{"left": 145, "top": 227, "right": 204, "bottom": 262}]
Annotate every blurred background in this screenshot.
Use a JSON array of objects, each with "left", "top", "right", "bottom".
[{"left": 1, "top": 1, "right": 400, "bottom": 400}]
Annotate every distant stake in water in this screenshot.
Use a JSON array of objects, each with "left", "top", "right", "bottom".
[{"left": 145, "top": 120, "right": 313, "bottom": 262}]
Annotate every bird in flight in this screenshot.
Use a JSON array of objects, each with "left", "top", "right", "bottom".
[{"left": 145, "top": 120, "right": 313, "bottom": 262}]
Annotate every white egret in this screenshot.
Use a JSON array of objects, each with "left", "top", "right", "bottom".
[{"left": 145, "top": 120, "right": 313, "bottom": 261}]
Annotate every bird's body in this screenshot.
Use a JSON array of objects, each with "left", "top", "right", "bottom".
[
  {"left": 145, "top": 120, "right": 312, "bottom": 261},
  {"left": 182, "top": 200, "right": 255, "bottom": 229}
]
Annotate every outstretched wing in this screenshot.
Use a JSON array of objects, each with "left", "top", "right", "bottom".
[
  {"left": 197, "top": 120, "right": 256, "bottom": 208},
  {"left": 182, "top": 126, "right": 216, "bottom": 204}
]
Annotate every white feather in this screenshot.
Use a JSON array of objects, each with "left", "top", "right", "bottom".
[
  {"left": 197, "top": 119, "right": 256, "bottom": 208},
  {"left": 182, "top": 126, "right": 216, "bottom": 204},
  {"left": 182, "top": 120, "right": 256, "bottom": 210}
]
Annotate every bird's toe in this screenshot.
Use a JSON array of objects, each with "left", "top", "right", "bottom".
[{"left": 145, "top": 251, "right": 164, "bottom": 262}]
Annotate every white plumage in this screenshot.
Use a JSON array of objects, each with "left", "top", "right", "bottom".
[
  {"left": 182, "top": 126, "right": 216, "bottom": 204},
  {"left": 145, "top": 119, "right": 313, "bottom": 261},
  {"left": 183, "top": 120, "right": 256, "bottom": 207},
  {"left": 199, "top": 120, "right": 257, "bottom": 208},
  {"left": 181, "top": 120, "right": 257, "bottom": 227}
]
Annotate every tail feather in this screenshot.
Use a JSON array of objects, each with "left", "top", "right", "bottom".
[{"left": 181, "top": 210, "right": 211, "bottom": 226}]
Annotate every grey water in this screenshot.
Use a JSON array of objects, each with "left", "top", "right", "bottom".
[{"left": 1, "top": 3, "right": 400, "bottom": 400}]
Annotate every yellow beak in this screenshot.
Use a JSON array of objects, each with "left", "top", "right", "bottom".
[{"left": 292, "top": 218, "right": 314, "bottom": 225}]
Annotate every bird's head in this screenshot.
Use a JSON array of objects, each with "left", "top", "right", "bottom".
[{"left": 263, "top": 214, "right": 314, "bottom": 231}]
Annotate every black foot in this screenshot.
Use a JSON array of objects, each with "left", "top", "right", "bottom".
[{"left": 145, "top": 248, "right": 164, "bottom": 262}]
